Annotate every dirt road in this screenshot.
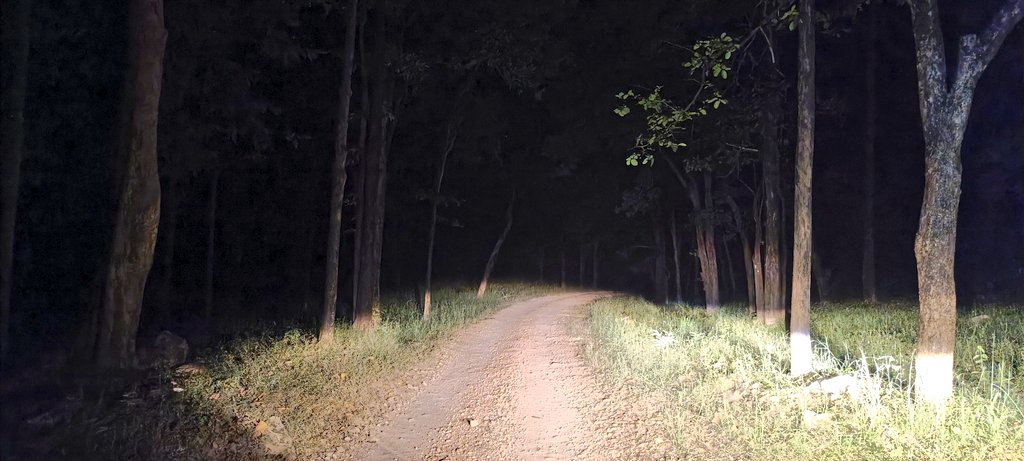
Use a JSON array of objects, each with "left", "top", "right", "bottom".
[{"left": 346, "top": 292, "right": 674, "bottom": 461}]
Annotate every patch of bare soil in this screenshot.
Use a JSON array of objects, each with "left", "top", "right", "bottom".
[{"left": 329, "top": 292, "right": 676, "bottom": 461}]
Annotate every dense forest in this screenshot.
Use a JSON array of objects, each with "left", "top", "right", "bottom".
[{"left": 1, "top": 0, "right": 1022, "bottom": 459}]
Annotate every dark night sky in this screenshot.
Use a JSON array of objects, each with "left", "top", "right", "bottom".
[{"left": 7, "top": 0, "right": 1024, "bottom": 357}]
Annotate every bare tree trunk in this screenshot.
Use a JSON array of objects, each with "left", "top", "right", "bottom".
[
  {"left": 670, "top": 210, "right": 682, "bottom": 303},
  {"left": 95, "top": 0, "right": 166, "bottom": 369},
  {"left": 907, "top": 0, "right": 1022, "bottom": 405},
  {"left": 353, "top": 0, "right": 387, "bottom": 328},
  {"left": 424, "top": 119, "right": 457, "bottom": 319},
  {"left": 477, "top": 189, "right": 516, "bottom": 298},
  {"left": 862, "top": 7, "right": 878, "bottom": 303},
  {"left": 204, "top": 168, "right": 219, "bottom": 321},
  {"left": 591, "top": 240, "right": 599, "bottom": 288},
  {"left": 692, "top": 174, "right": 720, "bottom": 312},
  {"left": 319, "top": 0, "right": 359, "bottom": 342},
  {"left": 790, "top": 0, "right": 815, "bottom": 377},
  {"left": 762, "top": 95, "right": 785, "bottom": 326},
  {"left": 1, "top": 0, "right": 31, "bottom": 364},
  {"left": 351, "top": 4, "right": 369, "bottom": 312}
]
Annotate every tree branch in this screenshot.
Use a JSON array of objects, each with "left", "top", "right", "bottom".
[{"left": 954, "top": 0, "right": 1024, "bottom": 94}]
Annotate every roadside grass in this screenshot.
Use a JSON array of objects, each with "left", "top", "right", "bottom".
[
  {"left": 43, "top": 282, "right": 559, "bottom": 460},
  {"left": 584, "top": 297, "right": 1024, "bottom": 461}
]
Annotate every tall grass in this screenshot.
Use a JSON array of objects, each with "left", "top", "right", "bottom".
[
  {"left": 44, "top": 282, "right": 559, "bottom": 460},
  {"left": 584, "top": 298, "right": 1024, "bottom": 461}
]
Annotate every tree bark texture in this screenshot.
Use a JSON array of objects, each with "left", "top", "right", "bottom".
[
  {"left": 477, "top": 190, "right": 516, "bottom": 298},
  {"left": 790, "top": 0, "right": 815, "bottom": 377},
  {"left": 862, "top": 6, "right": 878, "bottom": 303},
  {"left": 691, "top": 173, "right": 720, "bottom": 312},
  {"left": 726, "top": 196, "right": 755, "bottom": 315},
  {"left": 907, "top": 0, "right": 1022, "bottom": 404},
  {"left": 761, "top": 95, "right": 785, "bottom": 326},
  {"left": 353, "top": 0, "right": 388, "bottom": 328},
  {"left": 319, "top": 0, "right": 359, "bottom": 342},
  {"left": 752, "top": 189, "right": 766, "bottom": 319},
  {"left": 95, "top": 0, "right": 167, "bottom": 369},
  {"left": 0, "top": 0, "right": 31, "bottom": 364}
]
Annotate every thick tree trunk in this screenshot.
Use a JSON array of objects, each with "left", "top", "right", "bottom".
[
  {"left": 907, "top": 0, "right": 1022, "bottom": 405},
  {"left": 353, "top": 1, "right": 388, "bottom": 328},
  {"left": 862, "top": 6, "right": 878, "bottom": 303},
  {"left": 424, "top": 119, "right": 457, "bottom": 319},
  {"left": 204, "top": 168, "right": 219, "bottom": 321},
  {"left": 95, "top": 0, "right": 166, "bottom": 369},
  {"left": 319, "top": 0, "right": 359, "bottom": 342},
  {"left": 761, "top": 96, "right": 785, "bottom": 326},
  {"left": 692, "top": 174, "right": 720, "bottom": 312},
  {"left": 670, "top": 210, "right": 682, "bottom": 303},
  {"left": 351, "top": 4, "right": 369, "bottom": 312},
  {"left": 0, "top": 0, "right": 31, "bottom": 364},
  {"left": 790, "top": 0, "right": 815, "bottom": 377},
  {"left": 477, "top": 190, "right": 516, "bottom": 298}
]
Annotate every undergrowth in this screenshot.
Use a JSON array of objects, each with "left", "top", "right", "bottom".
[
  {"left": 38, "top": 282, "right": 558, "bottom": 460},
  {"left": 584, "top": 297, "right": 1024, "bottom": 461}
]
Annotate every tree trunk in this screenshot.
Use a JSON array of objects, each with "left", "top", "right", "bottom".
[
  {"left": 790, "top": 0, "right": 815, "bottom": 377},
  {"left": 762, "top": 95, "right": 785, "bottom": 326},
  {"left": 319, "top": 0, "right": 359, "bottom": 342},
  {"left": 670, "top": 210, "right": 682, "bottom": 303},
  {"left": 862, "top": 6, "right": 878, "bottom": 303},
  {"left": 95, "top": 0, "right": 166, "bottom": 369},
  {"left": 690, "top": 173, "right": 720, "bottom": 312},
  {"left": 424, "top": 119, "right": 457, "bottom": 319},
  {"left": 204, "top": 168, "right": 219, "bottom": 321},
  {"left": 592, "top": 240, "right": 599, "bottom": 288},
  {"left": 753, "top": 190, "right": 766, "bottom": 320},
  {"left": 353, "top": 0, "right": 387, "bottom": 328},
  {"left": 352, "top": 3, "right": 369, "bottom": 312},
  {"left": 907, "top": 0, "right": 1022, "bottom": 405},
  {"left": 0, "top": 0, "right": 31, "bottom": 364},
  {"left": 156, "top": 176, "right": 178, "bottom": 327},
  {"left": 477, "top": 189, "right": 516, "bottom": 298}
]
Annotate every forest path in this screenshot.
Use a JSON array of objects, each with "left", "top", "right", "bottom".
[{"left": 342, "top": 291, "right": 674, "bottom": 461}]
